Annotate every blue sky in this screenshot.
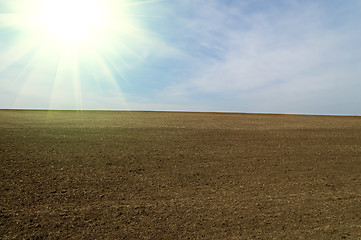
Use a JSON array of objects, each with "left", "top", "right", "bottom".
[{"left": 0, "top": 0, "right": 360, "bottom": 115}]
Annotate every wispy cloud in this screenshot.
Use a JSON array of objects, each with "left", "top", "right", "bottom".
[{"left": 158, "top": 0, "right": 361, "bottom": 114}]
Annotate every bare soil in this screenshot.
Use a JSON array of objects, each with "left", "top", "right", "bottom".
[{"left": 1, "top": 110, "right": 361, "bottom": 239}]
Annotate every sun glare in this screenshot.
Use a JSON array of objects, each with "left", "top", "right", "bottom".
[
  {"left": 1, "top": 0, "right": 156, "bottom": 109},
  {"left": 37, "top": 0, "right": 105, "bottom": 46},
  {"left": 25, "top": 0, "right": 111, "bottom": 49}
]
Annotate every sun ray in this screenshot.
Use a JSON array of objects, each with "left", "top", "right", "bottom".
[
  {"left": 92, "top": 53, "right": 121, "bottom": 91},
  {"left": 48, "top": 57, "right": 65, "bottom": 110},
  {"left": 10, "top": 52, "right": 40, "bottom": 108},
  {"left": 101, "top": 55, "right": 132, "bottom": 88},
  {"left": 0, "top": 37, "right": 39, "bottom": 73},
  {"left": 71, "top": 57, "right": 83, "bottom": 110},
  {"left": 12, "top": 44, "right": 62, "bottom": 109}
]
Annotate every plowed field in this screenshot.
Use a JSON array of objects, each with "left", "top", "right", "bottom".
[{"left": 1, "top": 110, "right": 361, "bottom": 239}]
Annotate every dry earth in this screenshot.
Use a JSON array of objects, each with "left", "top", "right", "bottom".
[{"left": 1, "top": 110, "right": 361, "bottom": 239}]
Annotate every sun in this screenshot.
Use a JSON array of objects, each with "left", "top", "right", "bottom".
[
  {"left": 25, "top": 0, "right": 111, "bottom": 49},
  {"left": 35, "top": 0, "right": 107, "bottom": 46},
  {"left": 8, "top": 0, "right": 148, "bottom": 54}
]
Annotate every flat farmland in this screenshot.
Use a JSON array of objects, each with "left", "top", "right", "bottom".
[{"left": 1, "top": 110, "right": 361, "bottom": 239}]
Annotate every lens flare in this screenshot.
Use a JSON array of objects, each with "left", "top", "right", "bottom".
[{"left": 0, "top": 0, "right": 158, "bottom": 109}]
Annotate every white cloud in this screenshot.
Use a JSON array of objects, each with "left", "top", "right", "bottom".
[{"left": 161, "top": 0, "right": 361, "bottom": 114}]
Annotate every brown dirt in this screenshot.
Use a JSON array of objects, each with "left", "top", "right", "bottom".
[{"left": 1, "top": 110, "right": 361, "bottom": 239}]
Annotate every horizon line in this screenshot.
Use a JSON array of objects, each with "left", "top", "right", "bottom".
[{"left": 1, "top": 108, "right": 360, "bottom": 117}]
